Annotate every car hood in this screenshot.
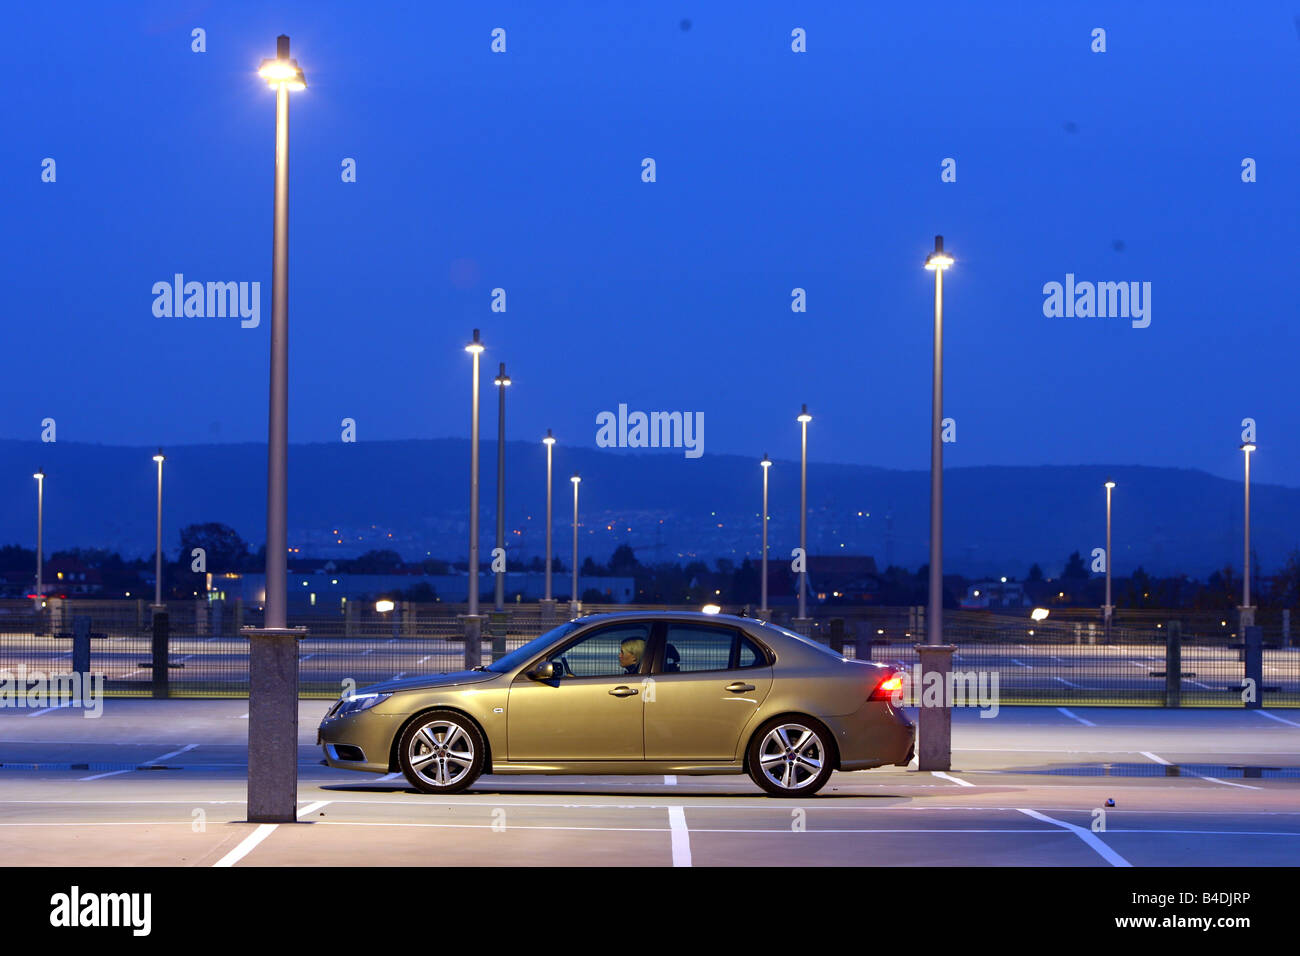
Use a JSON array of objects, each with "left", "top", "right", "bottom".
[{"left": 359, "top": 670, "right": 501, "bottom": 695}]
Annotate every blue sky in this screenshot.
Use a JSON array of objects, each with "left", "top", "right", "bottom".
[{"left": 6, "top": 1, "right": 1298, "bottom": 486}]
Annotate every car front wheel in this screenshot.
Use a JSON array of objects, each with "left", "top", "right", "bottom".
[
  {"left": 746, "top": 716, "right": 835, "bottom": 797},
  {"left": 398, "top": 710, "right": 485, "bottom": 794}
]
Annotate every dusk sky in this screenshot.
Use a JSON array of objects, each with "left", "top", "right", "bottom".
[{"left": 7, "top": 1, "right": 1297, "bottom": 487}]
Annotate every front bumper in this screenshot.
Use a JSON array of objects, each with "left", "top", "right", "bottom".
[{"left": 317, "top": 710, "right": 402, "bottom": 774}]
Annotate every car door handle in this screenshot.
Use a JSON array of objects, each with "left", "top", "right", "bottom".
[
  {"left": 609, "top": 686, "right": 639, "bottom": 697},
  {"left": 725, "top": 682, "right": 756, "bottom": 693}
]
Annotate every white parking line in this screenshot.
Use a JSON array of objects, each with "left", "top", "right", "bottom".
[
  {"left": 27, "top": 702, "right": 75, "bottom": 717},
  {"left": 1010, "top": 659, "right": 1032, "bottom": 669},
  {"left": 1256, "top": 711, "right": 1300, "bottom": 728},
  {"left": 1017, "top": 808, "right": 1131, "bottom": 867},
  {"left": 1056, "top": 708, "right": 1095, "bottom": 726},
  {"left": 1199, "top": 776, "right": 1263, "bottom": 791},
  {"left": 78, "top": 743, "right": 200, "bottom": 781},
  {"left": 663, "top": 775, "right": 677, "bottom": 785},
  {"left": 1053, "top": 677, "right": 1082, "bottom": 690},
  {"left": 931, "top": 771, "right": 974, "bottom": 788},
  {"left": 668, "top": 806, "right": 692, "bottom": 866},
  {"left": 1139, "top": 751, "right": 1171, "bottom": 765},
  {"left": 213, "top": 824, "right": 278, "bottom": 867}
]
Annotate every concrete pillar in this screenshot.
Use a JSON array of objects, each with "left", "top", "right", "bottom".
[
  {"left": 1284, "top": 609, "right": 1292, "bottom": 647},
  {"left": 195, "top": 597, "right": 209, "bottom": 636},
  {"left": 243, "top": 626, "right": 306, "bottom": 823},
  {"left": 461, "top": 615, "right": 484, "bottom": 669},
  {"left": 915, "top": 644, "right": 956, "bottom": 771},
  {"left": 71, "top": 616, "right": 91, "bottom": 677},
  {"left": 539, "top": 598, "right": 557, "bottom": 626},
  {"left": 344, "top": 598, "right": 357, "bottom": 637},
  {"left": 150, "top": 609, "right": 169, "bottom": 699},
  {"left": 212, "top": 597, "right": 224, "bottom": 637},
  {"left": 1164, "top": 620, "right": 1182, "bottom": 708},
  {"left": 828, "top": 617, "right": 845, "bottom": 653},
  {"left": 1243, "top": 625, "right": 1263, "bottom": 710},
  {"left": 790, "top": 617, "right": 814, "bottom": 638},
  {"left": 489, "top": 610, "right": 509, "bottom": 660}
]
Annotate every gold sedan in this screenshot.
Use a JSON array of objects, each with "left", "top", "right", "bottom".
[{"left": 318, "top": 611, "right": 914, "bottom": 797}]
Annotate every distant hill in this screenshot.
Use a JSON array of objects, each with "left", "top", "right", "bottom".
[{"left": 2, "top": 438, "right": 1296, "bottom": 579}]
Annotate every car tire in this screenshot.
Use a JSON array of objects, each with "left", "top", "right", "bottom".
[
  {"left": 746, "top": 715, "right": 835, "bottom": 797},
  {"left": 398, "top": 710, "right": 486, "bottom": 795}
]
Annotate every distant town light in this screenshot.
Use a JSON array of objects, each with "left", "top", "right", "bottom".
[
  {"left": 375, "top": 599, "right": 395, "bottom": 613},
  {"left": 1031, "top": 607, "right": 1050, "bottom": 621},
  {"left": 701, "top": 604, "right": 721, "bottom": 615}
]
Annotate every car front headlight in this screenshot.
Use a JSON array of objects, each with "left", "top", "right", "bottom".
[{"left": 327, "top": 692, "right": 392, "bottom": 719}]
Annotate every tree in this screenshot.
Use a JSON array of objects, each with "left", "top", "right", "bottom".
[
  {"left": 1061, "top": 551, "right": 1088, "bottom": 581},
  {"left": 1027, "top": 563, "right": 1044, "bottom": 582},
  {"left": 178, "top": 523, "right": 251, "bottom": 572},
  {"left": 609, "top": 544, "right": 641, "bottom": 576},
  {"left": 347, "top": 549, "right": 403, "bottom": 573}
]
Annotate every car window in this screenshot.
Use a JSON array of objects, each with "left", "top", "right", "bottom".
[
  {"left": 487, "top": 620, "right": 581, "bottom": 673},
  {"left": 662, "top": 623, "right": 762, "bottom": 673},
  {"left": 550, "top": 623, "right": 652, "bottom": 679}
]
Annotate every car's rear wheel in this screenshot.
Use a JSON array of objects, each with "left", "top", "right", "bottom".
[
  {"left": 398, "top": 710, "right": 485, "bottom": 794},
  {"left": 746, "top": 716, "right": 835, "bottom": 797}
]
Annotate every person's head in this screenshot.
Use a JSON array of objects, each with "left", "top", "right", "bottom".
[{"left": 618, "top": 637, "right": 646, "bottom": 670}]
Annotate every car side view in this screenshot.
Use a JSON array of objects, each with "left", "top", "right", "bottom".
[{"left": 318, "top": 611, "right": 915, "bottom": 797}]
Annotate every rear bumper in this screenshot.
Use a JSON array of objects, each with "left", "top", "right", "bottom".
[{"left": 822, "top": 700, "right": 915, "bottom": 770}]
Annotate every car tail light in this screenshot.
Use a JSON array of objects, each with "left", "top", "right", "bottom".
[{"left": 869, "top": 672, "right": 903, "bottom": 701}]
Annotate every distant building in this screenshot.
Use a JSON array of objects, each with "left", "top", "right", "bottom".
[
  {"left": 962, "top": 579, "right": 1028, "bottom": 610},
  {"left": 218, "top": 570, "right": 635, "bottom": 607}
]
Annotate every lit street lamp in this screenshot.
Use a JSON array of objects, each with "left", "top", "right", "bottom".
[
  {"left": 244, "top": 34, "right": 308, "bottom": 825},
  {"left": 796, "top": 405, "right": 812, "bottom": 626},
  {"left": 918, "top": 234, "right": 955, "bottom": 772},
  {"left": 464, "top": 329, "right": 486, "bottom": 664},
  {"left": 33, "top": 469, "right": 44, "bottom": 607},
  {"left": 1241, "top": 441, "right": 1256, "bottom": 627},
  {"left": 541, "top": 429, "right": 556, "bottom": 620},
  {"left": 570, "top": 474, "right": 581, "bottom": 616},
  {"left": 493, "top": 363, "right": 511, "bottom": 613},
  {"left": 1103, "top": 478, "right": 1116, "bottom": 640},
  {"left": 152, "top": 449, "right": 165, "bottom": 608},
  {"left": 760, "top": 454, "right": 772, "bottom": 617}
]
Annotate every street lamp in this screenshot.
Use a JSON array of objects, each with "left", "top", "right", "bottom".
[
  {"left": 570, "top": 474, "right": 582, "bottom": 616},
  {"left": 918, "top": 234, "right": 954, "bottom": 772},
  {"left": 245, "top": 34, "right": 308, "bottom": 825},
  {"left": 493, "top": 363, "right": 511, "bottom": 613},
  {"left": 796, "top": 405, "right": 812, "bottom": 625},
  {"left": 1104, "top": 478, "right": 1116, "bottom": 640},
  {"left": 542, "top": 429, "right": 556, "bottom": 616},
  {"left": 33, "top": 469, "right": 44, "bottom": 606},
  {"left": 760, "top": 454, "right": 772, "bottom": 617},
  {"left": 466, "top": 329, "right": 485, "bottom": 628},
  {"left": 1241, "top": 441, "right": 1256, "bottom": 627},
  {"left": 152, "top": 449, "right": 165, "bottom": 608}
]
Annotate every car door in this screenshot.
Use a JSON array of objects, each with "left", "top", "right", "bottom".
[
  {"left": 506, "top": 621, "right": 652, "bottom": 761},
  {"left": 643, "top": 621, "right": 773, "bottom": 761}
]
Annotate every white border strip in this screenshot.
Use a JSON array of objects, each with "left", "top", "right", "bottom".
[
  {"left": 1017, "top": 808, "right": 1131, "bottom": 867},
  {"left": 668, "top": 805, "right": 692, "bottom": 867}
]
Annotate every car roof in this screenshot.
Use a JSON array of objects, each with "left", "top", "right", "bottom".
[{"left": 570, "top": 610, "right": 759, "bottom": 626}]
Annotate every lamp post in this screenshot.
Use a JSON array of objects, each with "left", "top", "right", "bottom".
[
  {"left": 1241, "top": 441, "right": 1256, "bottom": 628},
  {"left": 1104, "top": 478, "right": 1116, "bottom": 640},
  {"left": 33, "top": 469, "right": 44, "bottom": 608},
  {"left": 541, "top": 429, "right": 557, "bottom": 622},
  {"left": 570, "top": 474, "right": 581, "bottom": 617},
  {"left": 243, "top": 34, "right": 308, "bottom": 824},
  {"left": 796, "top": 405, "right": 812, "bottom": 630},
  {"left": 760, "top": 454, "right": 772, "bottom": 617},
  {"left": 464, "top": 329, "right": 486, "bottom": 665},
  {"left": 493, "top": 363, "right": 510, "bottom": 613},
  {"left": 152, "top": 449, "right": 165, "bottom": 608},
  {"left": 918, "top": 234, "right": 955, "bottom": 772}
]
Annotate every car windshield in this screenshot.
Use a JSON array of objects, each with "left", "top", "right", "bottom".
[{"left": 484, "top": 619, "right": 582, "bottom": 673}]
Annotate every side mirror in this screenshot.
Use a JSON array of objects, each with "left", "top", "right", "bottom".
[{"left": 529, "top": 661, "right": 556, "bottom": 681}]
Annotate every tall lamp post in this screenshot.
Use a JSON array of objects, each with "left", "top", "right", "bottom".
[
  {"left": 33, "top": 469, "right": 44, "bottom": 612},
  {"left": 244, "top": 34, "right": 307, "bottom": 824},
  {"left": 1241, "top": 441, "right": 1256, "bottom": 628},
  {"left": 760, "top": 454, "right": 772, "bottom": 617},
  {"left": 541, "top": 429, "right": 557, "bottom": 621},
  {"left": 570, "top": 474, "right": 582, "bottom": 617},
  {"left": 918, "top": 234, "right": 955, "bottom": 772},
  {"left": 1103, "top": 478, "right": 1116, "bottom": 641},
  {"left": 464, "top": 329, "right": 486, "bottom": 665},
  {"left": 492, "top": 364, "right": 511, "bottom": 612},
  {"left": 152, "top": 449, "right": 165, "bottom": 609},
  {"left": 795, "top": 405, "right": 812, "bottom": 631}
]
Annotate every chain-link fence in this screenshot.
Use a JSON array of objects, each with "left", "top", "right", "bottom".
[{"left": 0, "top": 598, "right": 1295, "bottom": 705}]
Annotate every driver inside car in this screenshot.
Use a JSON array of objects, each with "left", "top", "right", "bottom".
[{"left": 618, "top": 637, "right": 646, "bottom": 674}]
